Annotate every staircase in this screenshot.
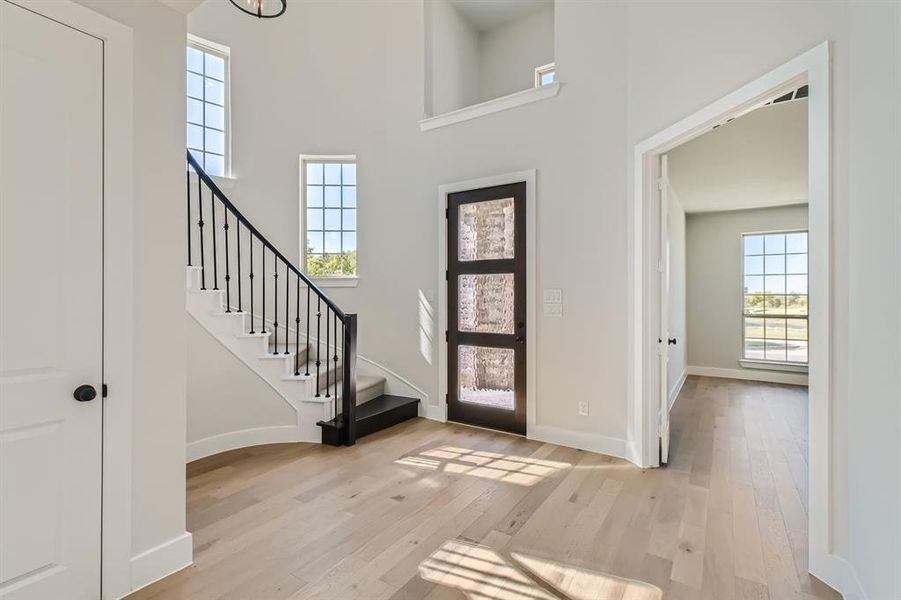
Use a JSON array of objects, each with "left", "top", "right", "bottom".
[{"left": 185, "top": 151, "right": 419, "bottom": 447}]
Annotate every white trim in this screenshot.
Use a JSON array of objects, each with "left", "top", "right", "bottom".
[
  {"left": 311, "top": 276, "right": 359, "bottom": 288},
  {"left": 15, "top": 2, "right": 137, "bottom": 597},
  {"left": 668, "top": 368, "right": 687, "bottom": 412},
  {"left": 419, "top": 83, "right": 560, "bottom": 131},
  {"left": 186, "top": 425, "right": 301, "bottom": 462},
  {"left": 739, "top": 359, "right": 808, "bottom": 373},
  {"left": 687, "top": 365, "right": 808, "bottom": 386},
  {"left": 127, "top": 532, "right": 193, "bottom": 597},
  {"left": 528, "top": 425, "right": 631, "bottom": 462},
  {"left": 436, "top": 170, "right": 537, "bottom": 441},
  {"left": 628, "top": 40, "right": 838, "bottom": 595}
]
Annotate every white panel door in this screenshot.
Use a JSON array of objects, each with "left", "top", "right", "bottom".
[
  {"left": 0, "top": 1, "right": 103, "bottom": 598},
  {"left": 658, "top": 155, "right": 671, "bottom": 465}
]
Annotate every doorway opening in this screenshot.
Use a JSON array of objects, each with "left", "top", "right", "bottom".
[{"left": 631, "top": 42, "right": 836, "bottom": 589}]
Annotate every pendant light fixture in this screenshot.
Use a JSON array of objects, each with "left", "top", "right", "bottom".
[{"left": 229, "top": 0, "right": 286, "bottom": 19}]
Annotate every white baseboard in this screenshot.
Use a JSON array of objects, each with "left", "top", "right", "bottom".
[
  {"left": 128, "top": 531, "right": 193, "bottom": 596},
  {"left": 528, "top": 424, "right": 630, "bottom": 462},
  {"left": 686, "top": 365, "right": 808, "bottom": 386},
  {"left": 420, "top": 402, "right": 447, "bottom": 422},
  {"left": 668, "top": 368, "right": 687, "bottom": 412},
  {"left": 186, "top": 425, "right": 301, "bottom": 462}
]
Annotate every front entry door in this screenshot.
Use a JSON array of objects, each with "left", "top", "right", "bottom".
[
  {"left": 447, "top": 183, "right": 526, "bottom": 435},
  {"left": 0, "top": 2, "right": 104, "bottom": 598}
]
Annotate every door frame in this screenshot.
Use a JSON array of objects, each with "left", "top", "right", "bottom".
[
  {"left": 629, "top": 42, "right": 837, "bottom": 589},
  {"left": 8, "top": 2, "right": 135, "bottom": 598},
  {"left": 435, "top": 171, "right": 536, "bottom": 436}
]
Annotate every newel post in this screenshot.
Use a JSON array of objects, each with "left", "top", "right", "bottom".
[{"left": 342, "top": 314, "right": 357, "bottom": 445}]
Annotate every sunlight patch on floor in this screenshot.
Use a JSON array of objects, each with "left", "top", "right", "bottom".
[
  {"left": 395, "top": 445, "right": 572, "bottom": 486},
  {"left": 419, "top": 539, "right": 663, "bottom": 600}
]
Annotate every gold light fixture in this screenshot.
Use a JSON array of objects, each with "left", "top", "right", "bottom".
[{"left": 229, "top": 0, "right": 286, "bottom": 19}]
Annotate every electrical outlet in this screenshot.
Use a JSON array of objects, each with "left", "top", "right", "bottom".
[{"left": 578, "top": 402, "right": 589, "bottom": 416}]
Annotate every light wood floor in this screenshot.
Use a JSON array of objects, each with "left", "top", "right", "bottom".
[{"left": 129, "top": 376, "right": 839, "bottom": 600}]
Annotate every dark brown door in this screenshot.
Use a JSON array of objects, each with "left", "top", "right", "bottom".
[{"left": 447, "top": 182, "right": 526, "bottom": 435}]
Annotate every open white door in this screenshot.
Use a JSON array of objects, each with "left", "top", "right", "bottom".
[
  {"left": 0, "top": 1, "right": 104, "bottom": 598},
  {"left": 657, "top": 155, "right": 671, "bottom": 465}
]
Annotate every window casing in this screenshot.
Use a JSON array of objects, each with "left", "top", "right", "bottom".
[
  {"left": 301, "top": 156, "right": 357, "bottom": 278},
  {"left": 187, "top": 36, "right": 229, "bottom": 177},
  {"left": 741, "top": 230, "right": 808, "bottom": 364},
  {"left": 534, "top": 63, "right": 556, "bottom": 87}
]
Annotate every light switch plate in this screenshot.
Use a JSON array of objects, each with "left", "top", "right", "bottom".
[
  {"left": 543, "top": 288, "right": 563, "bottom": 304},
  {"left": 543, "top": 303, "right": 563, "bottom": 317}
]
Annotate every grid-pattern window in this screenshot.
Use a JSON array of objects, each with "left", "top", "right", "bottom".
[
  {"left": 742, "top": 231, "right": 808, "bottom": 364},
  {"left": 187, "top": 39, "right": 228, "bottom": 176},
  {"left": 303, "top": 159, "right": 357, "bottom": 277},
  {"left": 535, "top": 63, "right": 556, "bottom": 87}
]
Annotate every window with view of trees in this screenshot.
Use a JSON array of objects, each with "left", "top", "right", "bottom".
[
  {"left": 742, "top": 230, "right": 808, "bottom": 364},
  {"left": 302, "top": 158, "right": 357, "bottom": 277},
  {"left": 187, "top": 37, "right": 229, "bottom": 177}
]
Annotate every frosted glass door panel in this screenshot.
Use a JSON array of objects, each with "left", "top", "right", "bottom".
[
  {"left": 458, "top": 197, "right": 514, "bottom": 261},
  {"left": 458, "top": 274, "right": 515, "bottom": 334},
  {"left": 458, "top": 346, "right": 515, "bottom": 411}
]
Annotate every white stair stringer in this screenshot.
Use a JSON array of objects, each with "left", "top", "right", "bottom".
[{"left": 186, "top": 266, "right": 334, "bottom": 445}]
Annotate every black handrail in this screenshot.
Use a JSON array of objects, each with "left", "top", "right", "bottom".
[
  {"left": 187, "top": 150, "right": 357, "bottom": 445},
  {"left": 186, "top": 151, "right": 346, "bottom": 319}
]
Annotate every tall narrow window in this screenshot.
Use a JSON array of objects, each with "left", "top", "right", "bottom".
[
  {"left": 742, "top": 231, "right": 808, "bottom": 364},
  {"left": 301, "top": 156, "right": 357, "bottom": 279},
  {"left": 187, "top": 36, "right": 229, "bottom": 177},
  {"left": 534, "top": 62, "right": 556, "bottom": 87}
]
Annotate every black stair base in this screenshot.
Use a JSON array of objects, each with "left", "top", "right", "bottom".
[{"left": 318, "top": 394, "right": 420, "bottom": 447}]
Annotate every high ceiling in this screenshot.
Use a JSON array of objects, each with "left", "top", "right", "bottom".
[
  {"left": 159, "top": 0, "right": 206, "bottom": 15},
  {"left": 448, "top": 0, "right": 553, "bottom": 33},
  {"left": 668, "top": 99, "right": 808, "bottom": 213}
]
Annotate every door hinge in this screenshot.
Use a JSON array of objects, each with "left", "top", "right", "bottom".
[
  {"left": 445, "top": 208, "right": 449, "bottom": 219},
  {"left": 445, "top": 330, "right": 449, "bottom": 342},
  {"left": 656, "top": 260, "right": 664, "bottom": 273},
  {"left": 657, "top": 177, "right": 665, "bottom": 191},
  {"left": 102, "top": 383, "right": 108, "bottom": 398},
  {"left": 445, "top": 270, "right": 448, "bottom": 281}
]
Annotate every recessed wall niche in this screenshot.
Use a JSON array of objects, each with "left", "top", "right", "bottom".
[{"left": 424, "top": 0, "right": 555, "bottom": 117}]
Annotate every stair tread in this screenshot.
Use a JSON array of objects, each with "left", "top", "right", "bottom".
[{"left": 318, "top": 394, "right": 419, "bottom": 428}]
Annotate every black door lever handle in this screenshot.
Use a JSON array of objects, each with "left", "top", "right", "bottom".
[{"left": 73, "top": 384, "right": 97, "bottom": 402}]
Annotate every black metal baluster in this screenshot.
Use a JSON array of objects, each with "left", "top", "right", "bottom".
[
  {"left": 325, "top": 305, "right": 332, "bottom": 398},
  {"left": 223, "top": 209, "right": 231, "bottom": 312},
  {"left": 334, "top": 312, "right": 339, "bottom": 400},
  {"left": 272, "top": 261, "right": 279, "bottom": 354},
  {"left": 305, "top": 286, "right": 311, "bottom": 376},
  {"left": 261, "top": 246, "right": 267, "bottom": 333},
  {"left": 198, "top": 177, "right": 206, "bottom": 290},
  {"left": 236, "top": 221, "right": 242, "bottom": 312},
  {"left": 315, "top": 296, "right": 321, "bottom": 397},
  {"left": 211, "top": 192, "right": 219, "bottom": 290},
  {"left": 186, "top": 170, "right": 192, "bottom": 266},
  {"left": 284, "top": 264, "right": 289, "bottom": 355},
  {"left": 294, "top": 275, "right": 300, "bottom": 376},
  {"left": 249, "top": 235, "right": 255, "bottom": 333}
]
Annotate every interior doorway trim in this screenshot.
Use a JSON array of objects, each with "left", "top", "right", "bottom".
[
  {"left": 10, "top": 1, "right": 136, "bottom": 598},
  {"left": 435, "top": 171, "right": 537, "bottom": 436},
  {"left": 629, "top": 42, "right": 837, "bottom": 590}
]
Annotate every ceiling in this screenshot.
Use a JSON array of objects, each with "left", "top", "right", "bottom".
[
  {"left": 159, "top": 0, "right": 206, "bottom": 15},
  {"left": 448, "top": 0, "right": 553, "bottom": 33},
  {"left": 667, "top": 99, "right": 808, "bottom": 213}
]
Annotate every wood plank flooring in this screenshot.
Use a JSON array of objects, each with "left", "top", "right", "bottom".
[{"left": 129, "top": 376, "right": 839, "bottom": 600}]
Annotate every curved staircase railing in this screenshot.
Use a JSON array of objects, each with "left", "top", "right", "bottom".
[{"left": 186, "top": 150, "right": 358, "bottom": 445}]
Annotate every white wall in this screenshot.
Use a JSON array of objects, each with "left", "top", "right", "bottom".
[
  {"left": 668, "top": 100, "right": 808, "bottom": 212},
  {"left": 72, "top": 0, "right": 189, "bottom": 590},
  {"left": 478, "top": 5, "right": 554, "bottom": 101},
  {"left": 666, "top": 184, "right": 686, "bottom": 405},
  {"left": 187, "top": 319, "right": 295, "bottom": 446},
  {"left": 426, "top": 0, "right": 480, "bottom": 115},
  {"left": 187, "top": 2, "right": 901, "bottom": 596},
  {"left": 685, "top": 205, "right": 808, "bottom": 376}
]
